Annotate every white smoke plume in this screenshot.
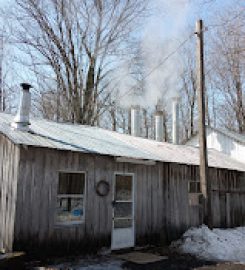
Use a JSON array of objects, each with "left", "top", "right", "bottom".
[{"left": 117, "top": 0, "right": 194, "bottom": 109}]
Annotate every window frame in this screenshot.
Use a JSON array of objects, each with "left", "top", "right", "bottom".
[
  {"left": 55, "top": 170, "right": 86, "bottom": 227},
  {"left": 188, "top": 180, "right": 201, "bottom": 194}
]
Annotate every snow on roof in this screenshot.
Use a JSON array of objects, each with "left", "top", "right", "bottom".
[{"left": 0, "top": 112, "right": 244, "bottom": 172}]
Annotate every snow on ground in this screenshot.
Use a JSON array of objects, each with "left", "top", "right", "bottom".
[{"left": 171, "top": 225, "right": 245, "bottom": 263}]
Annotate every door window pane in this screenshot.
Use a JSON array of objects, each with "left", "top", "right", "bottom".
[
  {"left": 115, "top": 175, "right": 132, "bottom": 200},
  {"left": 114, "top": 202, "right": 132, "bottom": 218},
  {"left": 114, "top": 218, "right": 132, "bottom": 229}
]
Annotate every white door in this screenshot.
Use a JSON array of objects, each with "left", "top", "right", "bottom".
[{"left": 111, "top": 173, "right": 135, "bottom": 250}]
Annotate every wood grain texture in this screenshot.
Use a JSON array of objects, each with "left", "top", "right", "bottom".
[
  {"left": 0, "top": 134, "right": 19, "bottom": 252},
  {"left": 12, "top": 146, "right": 245, "bottom": 252},
  {"left": 0, "top": 135, "right": 244, "bottom": 253}
]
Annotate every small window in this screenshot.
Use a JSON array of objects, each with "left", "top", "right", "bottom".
[
  {"left": 56, "top": 172, "right": 85, "bottom": 225},
  {"left": 188, "top": 181, "right": 201, "bottom": 193}
]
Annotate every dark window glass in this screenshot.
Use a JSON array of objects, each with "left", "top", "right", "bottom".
[
  {"left": 56, "top": 172, "right": 85, "bottom": 224},
  {"left": 188, "top": 181, "right": 201, "bottom": 193},
  {"left": 58, "top": 173, "right": 85, "bottom": 194}
]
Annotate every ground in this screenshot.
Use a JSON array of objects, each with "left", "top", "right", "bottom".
[{"left": 1, "top": 248, "right": 245, "bottom": 270}]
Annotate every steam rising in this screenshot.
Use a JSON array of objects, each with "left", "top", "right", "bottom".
[{"left": 115, "top": 0, "right": 193, "bottom": 109}]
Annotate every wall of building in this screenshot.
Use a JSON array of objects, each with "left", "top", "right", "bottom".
[
  {"left": 187, "top": 129, "right": 245, "bottom": 164},
  {"left": 208, "top": 131, "right": 245, "bottom": 164},
  {"left": 0, "top": 134, "right": 20, "bottom": 252},
  {"left": 13, "top": 146, "right": 245, "bottom": 254},
  {"left": 14, "top": 146, "right": 167, "bottom": 253},
  {"left": 209, "top": 168, "right": 245, "bottom": 227}
]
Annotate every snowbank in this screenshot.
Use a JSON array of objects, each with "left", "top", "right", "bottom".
[{"left": 171, "top": 225, "right": 245, "bottom": 263}]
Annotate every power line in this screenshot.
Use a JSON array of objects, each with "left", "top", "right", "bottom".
[
  {"left": 116, "top": 10, "right": 244, "bottom": 102},
  {"left": 117, "top": 33, "right": 194, "bottom": 101},
  {"left": 116, "top": 9, "right": 244, "bottom": 103}
]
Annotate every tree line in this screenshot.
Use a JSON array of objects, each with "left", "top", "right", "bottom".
[{"left": 0, "top": 0, "right": 244, "bottom": 142}]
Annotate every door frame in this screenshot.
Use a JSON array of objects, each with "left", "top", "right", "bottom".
[{"left": 111, "top": 171, "right": 136, "bottom": 250}]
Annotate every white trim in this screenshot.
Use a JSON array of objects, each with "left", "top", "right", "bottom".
[
  {"left": 115, "top": 157, "right": 156, "bottom": 166},
  {"left": 55, "top": 171, "right": 87, "bottom": 227},
  {"left": 55, "top": 220, "right": 84, "bottom": 227},
  {"left": 111, "top": 172, "right": 135, "bottom": 250},
  {"left": 57, "top": 194, "right": 84, "bottom": 199}
]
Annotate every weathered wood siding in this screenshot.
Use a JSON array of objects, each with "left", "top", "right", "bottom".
[
  {"left": 13, "top": 146, "right": 245, "bottom": 253},
  {"left": 14, "top": 147, "right": 165, "bottom": 252},
  {"left": 162, "top": 164, "right": 245, "bottom": 241},
  {"left": 210, "top": 168, "right": 245, "bottom": 228},
  {"left": 0, "top": 134, "right": 19, "bottom": 252},
  {"left": 162, "top": 163, "right": 204, "bottom": 242}
]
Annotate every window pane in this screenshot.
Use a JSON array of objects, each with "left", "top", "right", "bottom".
[
  {"left": 114, "top": 202, "right": 132, "bottom": 218},
  {"left": 196, "top": 182, "right": 201, "bottom": 193},
  {"left": 188, "top": 181, "right": 201, "bottom": 193},
  {"left": 115, "top": 175, "right": 132, "bottom": 200},
  {"left": 189, "top": 182, "right": 196, "bottom": 193},
  {"left": 56, "top": 197, "right": 84, "bottom": 223},
  {"left": 56, "top": 172, "right": 85, "bottom": 224},
  {"left": 114, "top": 218, "right": 132, "bottom": 229},
  {"left": 58, "top": 173, "right": 85, "bottom": 194},
  {"left": 58, "top": 173, "right": 69, "bottom": 194}
]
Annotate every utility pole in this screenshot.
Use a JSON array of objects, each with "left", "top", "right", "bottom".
[{"left": 195, "top": 20, "right": 212, "bottom": 227}]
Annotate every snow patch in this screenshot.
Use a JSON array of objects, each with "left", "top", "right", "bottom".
[{"left": 171, "top": 225, "right": 245, "bottom": 263}]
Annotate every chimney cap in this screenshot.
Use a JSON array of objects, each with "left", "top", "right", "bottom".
[
  {"left": 20, "top": 83, "right": 33, "bottom": 90},
  {"left": 131, "top": 105, "right": 140, "bottom": 110},
  {"left": 172, "top": 96, "right": 180, "bottom": 102},
  {"left": 155, "top": 110, "right": 164, "bottom": 116},
  {"left": 156, "top": 104, "right": 164, "bottom": 112}
]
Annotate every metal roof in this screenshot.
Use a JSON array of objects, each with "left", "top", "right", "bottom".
[{"left": 0, "top": 112, "right": 244, "bottom": 172}]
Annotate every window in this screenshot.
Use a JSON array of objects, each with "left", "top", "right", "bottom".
[
  {"left": 188, "top": 180, "right": 201, "bottom": 193},
  {"left": 56, "top": 172, "right": 85, "bottom": 225}
]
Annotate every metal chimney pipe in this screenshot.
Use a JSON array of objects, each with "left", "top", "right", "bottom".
[
  {"left": 172, "top": 97, "right": 180, "bottom": 144},
  {"left": 11, "top": 83, "right": 32, "bottom": 131},
  {"left": 131, "top": 105, "right": 140, "bottom": 137},
  {"left": 155, "top": 102, "right": 164, "bottom": 142}
]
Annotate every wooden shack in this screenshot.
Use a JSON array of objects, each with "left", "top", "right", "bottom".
[{"left": 0, "top": 112, "right": 245, "bottom": 254}]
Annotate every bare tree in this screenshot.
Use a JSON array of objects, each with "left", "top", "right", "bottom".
[
  {"left": 179, "top": 45, "right": 198, "bottom": 142},
  {"left": 12, "top": 0, "right": 148, "bottom": 125},
  {"left": 208, "top": 6, "right": 245, "bottom": 133},
  {"left": 0, "top": 19, "right": 19, "bottom": 114}
]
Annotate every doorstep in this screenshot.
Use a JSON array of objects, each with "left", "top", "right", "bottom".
[{"left": 113, "top": 251, "right": 168, "bottom": 264}]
